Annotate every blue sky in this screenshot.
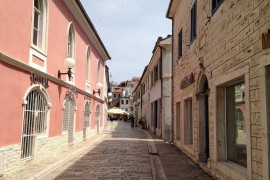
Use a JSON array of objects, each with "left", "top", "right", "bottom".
[{"left": 80, "top": 0, "right": 171, "bottom": 83}]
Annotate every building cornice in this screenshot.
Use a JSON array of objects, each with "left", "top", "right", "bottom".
[
  {"left": 166, "top": 0, "right": 180, "bottom": 19},
  {"left": 0, "top": 52, "right": 104, "bottom": 103},
  {"left": 64, "top": 0, "right": 111, "bottom": 61}
]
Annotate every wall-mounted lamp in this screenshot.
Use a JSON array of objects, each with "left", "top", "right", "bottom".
[
  {"left": 58, "top": 57, "right": 75, "bottom": 81},
  {"left": 93, "top": 82, "right": 103, "bottom": 96}
]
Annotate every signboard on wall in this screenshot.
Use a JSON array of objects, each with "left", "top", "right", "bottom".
[
  {"left": 30, "top": 74, "right": 49, "bottom": 88},
  {"left": 180, "top": 73, "right": 195, "bottom": 89}
]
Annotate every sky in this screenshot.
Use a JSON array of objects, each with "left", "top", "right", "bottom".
[{"left": 80, "top": 0, "right": 171, "bottom": 83}]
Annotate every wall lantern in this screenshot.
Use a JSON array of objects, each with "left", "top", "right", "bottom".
[
  {"left": 93, "top": 82, "right": 103, "bottom": 96},
  {"left": 58, "top": 57, "right": 75, "bottom": 81}
]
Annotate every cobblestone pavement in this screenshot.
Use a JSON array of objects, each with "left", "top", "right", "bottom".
[
  {"left": 3, "top": 121, "right": 212, "bottom": 180},
  {"left": 41, "top": 121, "right": 212, "bottom": 180}
]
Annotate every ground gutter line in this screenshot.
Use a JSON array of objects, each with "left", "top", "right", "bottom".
[{"left": 143, "top": 131, "right": 168, "bottom": 180}]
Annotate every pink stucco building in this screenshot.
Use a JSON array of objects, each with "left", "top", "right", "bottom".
[{"left": 0, "top": 0, "right": 110, "bottom": 175}]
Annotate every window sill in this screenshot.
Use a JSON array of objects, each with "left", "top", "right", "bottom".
[{"left": 216, "top": 161, "right": 247, "bottom": 180}]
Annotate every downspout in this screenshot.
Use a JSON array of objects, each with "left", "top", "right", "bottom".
[
  {"left": 158, "top": 44, "right": 164, "bottom": 138},
  {"left": 171, "top": 17, "right": 174, "bottom": 143}
]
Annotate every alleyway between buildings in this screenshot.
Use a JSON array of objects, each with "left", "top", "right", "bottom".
[{"left": 4, "top": 121, "right": 211, "bottom": 180}]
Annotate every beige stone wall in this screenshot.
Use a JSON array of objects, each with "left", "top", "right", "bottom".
[
  {"left": 171, "top": 0, "right": 270, "bottom": 179},
  {"left": 1, "top": 129, "right": 98, "bottom": 176}
]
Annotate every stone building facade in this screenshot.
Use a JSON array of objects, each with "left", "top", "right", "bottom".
[
  {"left": 133, "top": 36, "right": 172, "bottom": 141},
  {"left": 167, "top": 0, "right": 270, "bottom": 179}
]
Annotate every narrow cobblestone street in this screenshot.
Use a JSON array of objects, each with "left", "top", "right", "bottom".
[{"left": 39, "top": 121, "right": 211, "bottom": 180}]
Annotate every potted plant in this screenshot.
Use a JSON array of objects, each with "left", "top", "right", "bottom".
[{"left": 138, "top": 117, "right": 147, "bottom": 129}]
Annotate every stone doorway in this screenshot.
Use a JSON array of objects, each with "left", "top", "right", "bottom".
[{"left": 197, "top": 75, "right": 210, "bottom": 163}]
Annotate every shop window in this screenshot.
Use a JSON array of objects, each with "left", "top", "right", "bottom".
[
  {"left": 32, "top": 0, "right": 47, "bottom": 52},
  {"left": 190, "top": 1, "right": 197, "bottom": 43},
  {"left": 184, "top": 98, "right": 193, "bottom": 145},
  {"left": 217, "top": 80, "right": 247, "bottom": 168},
  {"left": 226, "top": 82, "right": 247, "bottom": 167}
]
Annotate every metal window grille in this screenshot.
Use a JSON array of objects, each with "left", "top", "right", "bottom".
[
  {"left": 83, "top": 102, "right": 91, "bottom": 139},
  {"left": 21, "top": 90, "right": 48, "bottom": 159},
  {"left": 63, "top": 98, "right": 75, "bottom": 143}
]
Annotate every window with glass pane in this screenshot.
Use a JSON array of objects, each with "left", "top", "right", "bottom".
[
  {"left": 33, "top": 0, "right": 43, "bottom": 47},
  {"left": 190, "top": 1, "right": 197, "bottom": 42},
  {"left": 212, "top": 0, "right": 222, "bottom": 14},
  {"left": 68, "top": 30, "right": 73, "bottom": 58},
  {"left": 226, "top": 82, "right": 247, "bottom": 167},
  {"left": 178, "top": 29, "right": 182, "bottom": 58},
  {"left": 86, "top": 48, "right": 91, "bottom": 82}
]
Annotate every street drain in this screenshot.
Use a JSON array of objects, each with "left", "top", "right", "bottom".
[{"left": 149, "top": 152, "right": 159, "bottom": 156}]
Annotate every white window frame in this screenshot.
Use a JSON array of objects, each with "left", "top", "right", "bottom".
[
  {"left": 31, "top": 0, "right": 48, "bottom": 54},
  {"left": 30, "top": 0, "right": 48, "bottom": 72},
  {"left": 259, "top": 54, "right": 270, "bottom": 180}
]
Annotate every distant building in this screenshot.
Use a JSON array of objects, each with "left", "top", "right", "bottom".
[{"left": 133, "top": 35, "right": 172, "bottom": 142}]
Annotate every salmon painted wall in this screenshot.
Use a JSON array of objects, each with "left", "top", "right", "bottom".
[
  {"left": 0, "top": 1, "right": 32, "bottom": 62},
  {"left": 47, "top": 1, "right": 105, "bottom": 92},
  {"left": 0, "top": 0, "right": 105, "bottom": 146}
]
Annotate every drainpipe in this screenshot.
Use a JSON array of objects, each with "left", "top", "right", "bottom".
[
  {"left": 158, "top": 44, "right": 164, "bottom": 139},
  {"left": 170, "top": 17, "right": 174, "bottom": 143}
]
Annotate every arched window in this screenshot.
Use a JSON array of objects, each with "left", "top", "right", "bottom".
[
  {"left": 67, "top": 24, "right": 75, "bottom": 58},
  {"left": 32, "top": 0, "right": 47, "bottom": 51},
  {"left": 97, "top": 60, "right": 101, "bottom": 83},
  {"left": 21, "top": 88, "right": 50, "bottom": 159},
  {"left": 67, "top": 23, "right": 75, "bottom": 82},
  {"left": 86, "top": 47, "right": 91, "bottom": 82}
]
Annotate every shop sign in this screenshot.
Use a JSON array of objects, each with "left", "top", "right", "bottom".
[
  {"left": 180, "top": 73, "right": 195, "bottom": 89},
  {"left": 30, "top": 74, "right": 49, "bottom": 88},
  {"left": 262, "top": 29, "right": 270, "bottom": 50}
]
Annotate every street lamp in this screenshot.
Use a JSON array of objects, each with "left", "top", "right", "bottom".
[
  {"left": 58, "top": 57, "right": 75, "bottom": 81},
  {"left": 93, "top": 82, "right": 103, "bottom": 96}
]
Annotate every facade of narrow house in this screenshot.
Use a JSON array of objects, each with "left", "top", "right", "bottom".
[
  {"left": 167, "top": 0, "right": 270, "bottom": 179},
  {"left": 0, "top": 0, "right": 110, "bottom": 176}
]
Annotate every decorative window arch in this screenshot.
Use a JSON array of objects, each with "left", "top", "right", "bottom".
[
  {"left": 86, "top": 46, "right": 91, "bottom": 83},
  {"left": 21, "top": 84, "right": 51, "bottom": 159},
  {"left": 32, "top": 0, "right": 48, "bottom": 51}
]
